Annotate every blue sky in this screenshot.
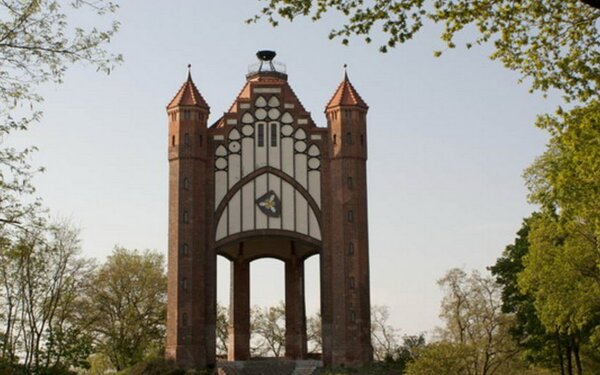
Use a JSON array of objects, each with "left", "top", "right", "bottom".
[{"left": 13, "top": 1, "right": 563, "bottom": 336}]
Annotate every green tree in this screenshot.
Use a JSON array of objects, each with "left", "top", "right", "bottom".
[
  {"left": 0, "top": 219, "right": 95, "bottom": 372},
  {"left": 251, "top": 0, "right": 599, "bottom": 103},
  {"left": 86, "top": 248, "right": 167, "bottom": 371},
  {"left": 436, "top": 268, "right": 520, "bottom": 375},
  {"left": 520, "top": 100, "right": 600, "bottom": 374},
  {"left": 490, "top": 216, "right": 570, "bottom": 373}
]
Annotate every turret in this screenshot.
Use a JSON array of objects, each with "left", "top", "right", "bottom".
[
  {"left": 167, "top": 66, "right": 210, "bottom": 161},
  {"left": 322, "top": 69, "right": 372, "bottom": 365},
  {"left": 165, "top": 67, "right": 215, "bottom": 368},
  {"left": 325, "top": 69, "right": 368, "bottom": 160}
]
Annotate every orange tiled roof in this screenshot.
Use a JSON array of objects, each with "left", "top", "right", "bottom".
[
  {"left": 167, "top": 72, "right": 209, "bottom": 110},
  {"left": 326, "top": 73, "right": 368, "bottom": 110}
]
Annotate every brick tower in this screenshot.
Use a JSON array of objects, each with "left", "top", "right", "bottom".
[
  {"left": 165, "top": 68, "right": 216, "bottom": 367},
  {"left": 165, "top": 53, "right": 372, "bottom": 368},
  {"left": 322, "top": 70, "right": 372, "bottom": 364}
]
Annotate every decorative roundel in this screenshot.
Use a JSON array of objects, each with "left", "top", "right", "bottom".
[
  {"left": 280, "top": 124, "right": 294, "bottom": 136},
  {"left": 281, "top": 112, "right": 293, "bottom": 124},
  {"left": 255, "top": 108, "right": 267, "bottom": 120},
  {"left": 215, "top": 157, "right": 227, "bottom": 170},
  {"left": 242, "top": 125, "right": 254, "bottom": 136},
  {"left": 242, "top": 113, "right": 254, "bottom": 124},
  {"left": 255, "top": 96, "right": 267, "bottom": 107},
  {"left": 308, "top": 144, "right": 320, "bottom": 157},
  {"left": 295, "top": 141, "right": 307, "bottom": 152},
  {"left": 268, "top": 108, "right": 281, "bottom": 120},
  {"left": 294, "top": 128, "right": 307, "bottom": 140},
  {"left": 228, "top": 141, "right": 241, "bottom": 153},
  {"left": 215, "top": 145, "right": 227, "bottom": 157},
  {"left": 308, "top": 157, "right": 321, "bottom": 169},
  {"left": 228, "top": 129, "right": 241, "bottom": 140},
  {"left": 268, "top": 96, "right": 280, "bottom": 107}
]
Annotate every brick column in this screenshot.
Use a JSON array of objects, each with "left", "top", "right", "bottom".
[
  {"left": 228, "top": 258, "right": 250, "bottom": 361},
  {"left": 285, "top": 255, "right": 307, "bottom": 359}
]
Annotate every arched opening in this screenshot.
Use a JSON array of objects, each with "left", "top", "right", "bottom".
[
  {"left": 216, "top": 235, "right": 320, "bottom": 362},
  {"left": 250, "top": 258, "right": 285, "bottom": 358}
]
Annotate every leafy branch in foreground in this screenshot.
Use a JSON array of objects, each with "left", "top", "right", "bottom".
[
  {"left": 0, "top": 0, "right": 122, "bottom": 229},
  {"left": 250, "top": 0, "right": 600, "bottom": 103}
]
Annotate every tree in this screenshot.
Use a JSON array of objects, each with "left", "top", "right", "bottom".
[
  {"left": 0, "top": 219, "right": 95, "bottom": 373},
  {"left": 251, "top": 0, "right": 600, "bottom": 103},
  {"left": 371, "top": 304, "right": 400, "bottom": 361},
  {"left": 251, "top": 302, "right": 286, "bottom": 357},
  {"left": 216, "top": 302, "right": 229, "bottom": 357},
  {"left": 306, "top": 310, "right": 322, "bottom": 354},
  {"left": 436, "top": 268, "right": 520, "bottom": 375},
  {"left": 490, "top": 216, "right": 579, "bottom": 374},
  {"left": 85, "top": 248, "right": 167, "bottom": 371},
  {"left": 0, "top": 0, "right": 121, "bottom": 229},
  {"left": 520, "top": 100, "right": 600, "bottom": 374}
]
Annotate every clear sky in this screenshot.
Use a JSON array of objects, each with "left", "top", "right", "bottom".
[{"left": 12, "top": 0, "right": 563, "bottom": 337}]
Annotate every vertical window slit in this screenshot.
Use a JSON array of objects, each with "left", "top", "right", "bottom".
[{"left": 258, "top": 123, "right": 265, "bottom": 147}]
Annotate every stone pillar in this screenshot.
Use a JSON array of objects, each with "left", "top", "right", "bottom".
[
  {"left": 228, "top": 258, "right": 250, "bottom": 361},
  {"left": 285, "top": 254, "right": 307, "bottom": 359}
]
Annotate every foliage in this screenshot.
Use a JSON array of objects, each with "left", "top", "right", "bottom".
[
  {"left": 519, "top": 100, "right": 600, "bottom": 373},
  {"left": 251, "top": 0, "right": 600, "bottom": 103},
  {"left": 86, "top": 248, "right": 167, "bottom": 371},
  {"left": 436, "top": 268, "right": 520, "bottom": 375},
  {"left": 404, "top": 342, "right": 476, "bottom": 375},
  {"left": 0, "top": 219, "right": 95, "bottom": 372},
  {"left": 117, "top": 357, "right": 185, "bottom": 375},
  {"left": 0, "top": 0, "right": 121, "bottom": 229},
  {"left": 490, "top": 215, "right": 592, "bottom": 374}
]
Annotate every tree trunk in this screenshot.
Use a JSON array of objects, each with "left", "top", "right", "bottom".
[
  {"left": 566, "top": 341, "right": 573, "bottom": 375},
  {"left": 572, "top": 335, "right": 582, "bottom": 375},
  {"left": 557, "top": 332, "right": 565, "bottom": 375}
]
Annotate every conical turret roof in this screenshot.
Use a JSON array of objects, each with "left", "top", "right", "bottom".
[
  {"left": 167, "top": 69, "right": 209, "bottom": 110},
  {"left": 326, "top": 71, "right": 368, "bottom": 110}
]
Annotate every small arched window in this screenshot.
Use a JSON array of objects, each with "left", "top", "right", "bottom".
[
  {"left": 348, "top": 242, "right": 354, "bottom": 255},
  {"left": 181, "top": 243, "right": 188, "bottom": 256},
  {"left": 171, "top": 135, "right": 175, "bottom": 146},
  {"left": 183, "top": 177, "right": 190, "bottom": 190},
  {"left": 333, "top": 134, "right": 337, "bottom": 145},
  {"left": 360, "top": 134, "right": 364, "bottom": 146},
  {"left": 184, "top": 133, "right": 190, "bottom": 146},
  {"left": 347, "top": 176, "right": 354, "bottom": 190},
  {"left": 346, "top": 132, "right": 352, "bottom": 145},
  {"left": 183, "top": 211, "right": 189, "bottom": 224},
  {"left": 347, "top": 210, "right": 354, "bottom": 223},
  {"left": 182, "top": 277, "right": 188, "bottom": 291},
  {"left": 349, "top": 276, "right": 355, "bottom": 289}
]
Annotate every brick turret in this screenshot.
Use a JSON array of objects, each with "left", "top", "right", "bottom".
[
  {"left": 321, "top": 69, "right": 372, "bottom": 365},
  {"left": 165, "top": 67, "right": 216, "bottom": 368}
]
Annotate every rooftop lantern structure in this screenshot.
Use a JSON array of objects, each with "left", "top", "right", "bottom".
[{"left": 247, "top": 50, "right": 287, "bottom": 79}]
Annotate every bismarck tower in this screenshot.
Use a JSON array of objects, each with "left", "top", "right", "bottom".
[{"left": 165, "top": 52, "right": 372, "bottom": 368}]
